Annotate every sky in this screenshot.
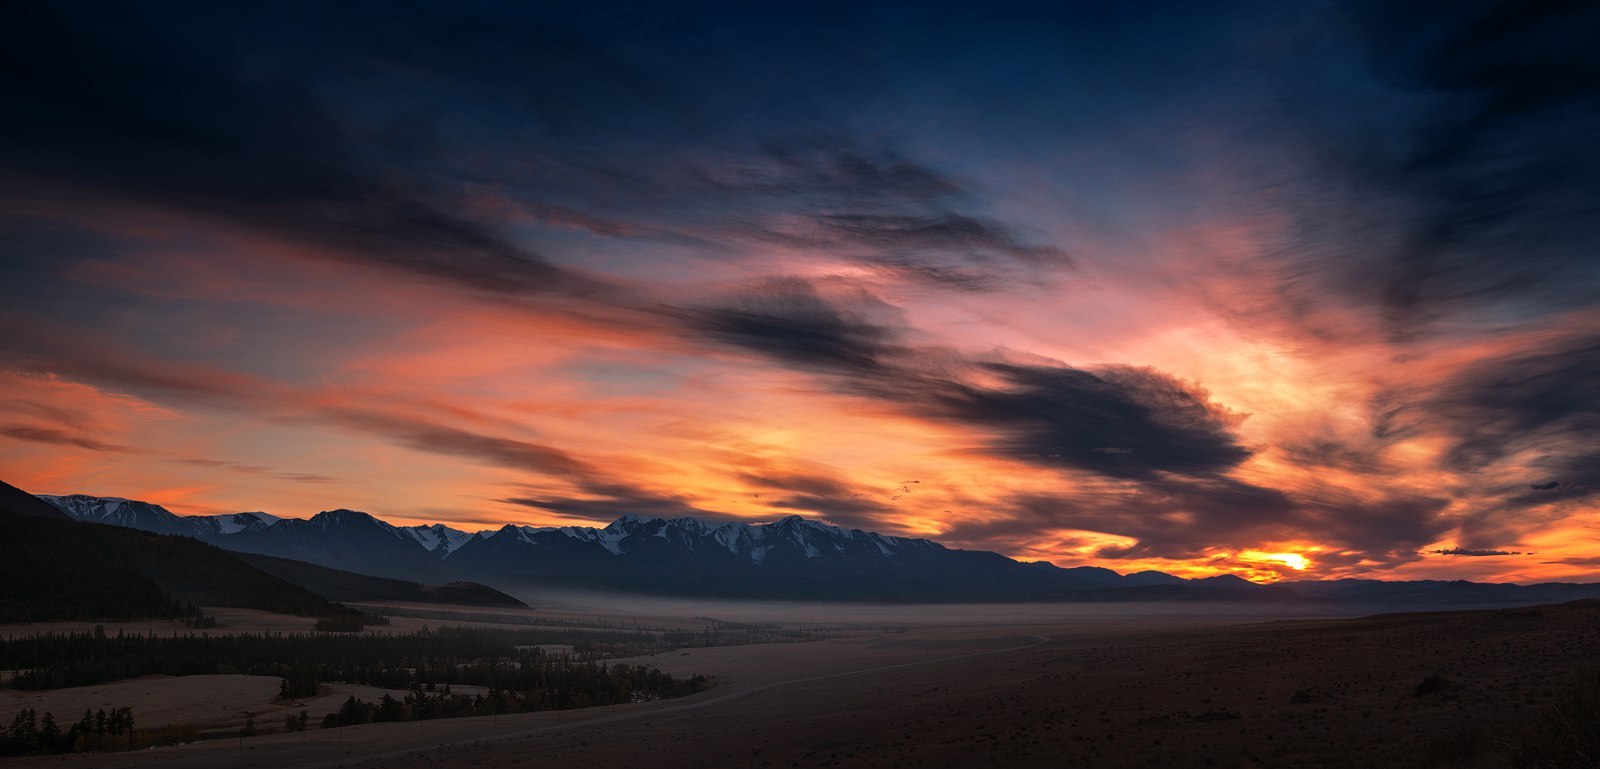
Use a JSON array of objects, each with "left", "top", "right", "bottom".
[{"left": 2, "top": 0, "right": 1597, "bottom": 583}]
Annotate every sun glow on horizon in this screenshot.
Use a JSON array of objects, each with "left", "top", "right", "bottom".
[{"left": 1263, "top": 552, "right": 1310, "bottom": 571}]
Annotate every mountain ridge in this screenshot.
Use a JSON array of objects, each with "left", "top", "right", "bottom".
[{"left": 33, "top": 491, "right": 1600, "bottom": 608}]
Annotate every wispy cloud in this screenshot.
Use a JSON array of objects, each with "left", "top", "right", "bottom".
[{"left": 0, "top": 425, "right": 130, "bottom": 453}]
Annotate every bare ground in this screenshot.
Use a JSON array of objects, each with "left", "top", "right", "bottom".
[{"left": 0, "top": 676, "right": 463, "bottom": 734}]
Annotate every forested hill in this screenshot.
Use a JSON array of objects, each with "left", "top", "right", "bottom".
[{"left": 0, "top": 480, "right": 359, "bottom": 623}]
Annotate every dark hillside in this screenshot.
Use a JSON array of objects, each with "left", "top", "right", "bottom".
[
  {"left": 0, "top": 478, "right": 71, "bottom": 520},
  {"left": 0, "top": 479, "right": 357, "bottom": 622},
  {"left": 237, "top": 552, "right": 526, "bottom": 607}
]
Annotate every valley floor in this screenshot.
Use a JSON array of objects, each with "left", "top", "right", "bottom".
[{"left": 4, "top": 600, "right": 1599, "bottom": 768}]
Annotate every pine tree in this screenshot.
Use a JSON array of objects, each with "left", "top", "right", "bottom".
[{"left": 38, "top": 712, "right": 60, "bottom": 753}]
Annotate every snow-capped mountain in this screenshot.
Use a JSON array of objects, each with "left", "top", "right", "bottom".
[
  {"left": 40, "top": 494, "right": 204, "bottom": 537},
  {"left": 447, "top": 513, "right": 1125, "bottom": 600},
  {"left": 482, "top": 513, "right": 940, "bottom": 564},
  {"left": 34, "top": 493, "right": 1215, "bottom": 601},
  {"left": 399, "top": 523, "right": 475, "bottom": 556},
  {"left": 35, "top": 494, "right": 449, "bottom": 583},
  {"left": 42, "top": 495, "right": 281, "bottom": 538},
  {"left": 188, "top": 511, "right": 280, "bottom": 536},
  {"left": 216, "top": 509, "right": 451, "bottom": 582}
]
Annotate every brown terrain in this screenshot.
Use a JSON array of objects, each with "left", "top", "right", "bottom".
[{"left": 4, "top": 600, "right": 1599, "bottom": 769}]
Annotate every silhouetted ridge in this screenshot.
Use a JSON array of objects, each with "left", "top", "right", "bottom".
[
  {"left": 235, "top": 552, "right": 526, "bottom": 607},
  {"left": 0, "top": 479, "right": 72, "bottom": 520},
  {"left": 3, "top": 479, "right": 359, "bottom": 622}
]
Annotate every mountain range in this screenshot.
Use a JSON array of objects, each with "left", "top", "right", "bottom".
[{"left": 31, "top": 491, "right": 1600, "bottom": 608}]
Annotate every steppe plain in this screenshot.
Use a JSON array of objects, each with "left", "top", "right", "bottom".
[{"left": 4, "top": 596, "right": 1598, "bottom": 769}]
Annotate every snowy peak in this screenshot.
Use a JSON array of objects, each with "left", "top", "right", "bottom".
[
  {"left": 236, "top": 510, "right": 281, "bottom": 525},
  {"left": 554, "top": 513, "right": 934, "bottom": 563},
  {"left": 39, "top": 493, "right": 201, "bottom": 537},
  {"left": 609, "top": 513, "right": 656, "bottom": 528},
  {"left": 399, "top": 523, "right": 474, "bottom": 555},
  {"left": 453, "top": 513, "right": 935, "bottom": 566},
  {"left": 478, "top": 523, "right": 564, "bottom": 547},
  {"left": 187, "top": 511, "right": 280, "bottom": 536}
]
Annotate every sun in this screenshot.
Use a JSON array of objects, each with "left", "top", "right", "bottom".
[
  {"left": 1266, "top": 552, "right": 1310, "bottom": 571},
  {"left": 1236, "top": 549, "right": 1312, "bottom": 574}
]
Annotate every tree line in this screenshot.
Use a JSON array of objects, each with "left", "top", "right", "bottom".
[
  {"left": 0, "top": 623, "right": 780, "bottom": 693},
  {"left": 0, "top": 625, "right": 708, "bottom": 699},
  {"left": 0, "top": 707, "right": 191, "bottom": 757},
  {"left": 320, "top": 661, "right": 708, "bottom": 728}
]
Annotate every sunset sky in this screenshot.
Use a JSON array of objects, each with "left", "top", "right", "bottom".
[{"left": 2, "top": 1, "right": 1596, "bottom": 583}]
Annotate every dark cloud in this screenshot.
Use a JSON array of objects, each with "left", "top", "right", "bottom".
[
  {"left": 930, "top": 363, "right": 1251, "bottom": 479},
  {"left": 323, "top": 412, "right": 747, "bottom": 518},
  {"left": 501, "top": 480, "right": 723, "bottom": 524},
  {"left": 732, "top": 469, "right": 894, "bottom": 529},
  {"left": 1429, "top": 333, "right": 1600, "bottom": 501},
  {"left": 745, "top": 209, "right": 1070, "bottom": 291},
  {"left": 328, "top": 411, "right": 597, "bottom": 478},
  {"left": 1277, "top": 433, "right": 1391, "bottom": 474},
  {"left": 1202, "top": 1, "right": 1599, "bottom": 348},
  {"left": 811, "top": 213, "right": 1067, "bottom": 264},
  {"left": 1295, "top": 492, "right": 1453, "bottom": 559},
  {"left": 1304, "top": 331, "right": 1600, "bottom": 551},
  {"left": 273, "top": 473, "right": 342, "bottom": 485},
  {"left": 1541, "top": 556, "right": 1600, "bottom": 567},
  {"left": 1264, "top": 0, "right": 1600, "bottom": 340},
  {"left": 1430, "top": 547, "right": 1524, "bottom": 557},
  {"left": 680, "top": 277, "right": 904, "bottom": 376},
  {"left": 933, "top": 480, "right": 1451, "bottom": 567},
  {"left": 927, "top": 474, "right": 1293, "bottom": 561},
  {"left": 1342, "top": 334, "right": 1600, "bottom": 552},
  {"left": 2, "top": 4, "right": 1072, "bottom": 305},
  {"left": 732, "top": 469, "right": 865, "bottom": 500},
  {"left": 0, "top": 425, "right": 129, "bottom": 452},
  {"left": 1503, "top": 473, "right": 1598, "bottom": 511},
  {"left": 0, "top": 3, "right": 611, "bottom": 302},
  {"left": 1436, "top": 335, "right": 1600, "bottom": 466},
  {"left": 688, "top": 276, "right": 1254, "bottom": 481}
]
